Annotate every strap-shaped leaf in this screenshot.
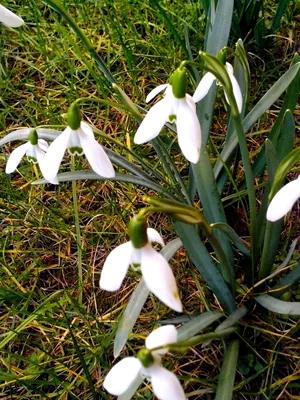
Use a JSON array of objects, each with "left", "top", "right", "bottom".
[
  {"left": 215, "top": 307, "right": 247, "bottom": 332},
  {"left": 33, "top": 171, "right": 175, "bottom": 199},
  {"left": 255, "top": 295, "right": 300, "bottom": 315},
  {"left": 177, "top": 311, "right": 223, "bottom": 341},
  {"left": 215, "top": 339, "right": 240, "bottom": 400},
  {"left": 113, "top": 238, "right": 182, "bottom": 358},
  {"left": 270, "top": 262, "right": 300, "bottom": 298},
  {"left": 174, "top": 221, "right": 236, "bottom": 313},
  {"left": 210, "top": 223, "right": 250, "bottom": 258}
]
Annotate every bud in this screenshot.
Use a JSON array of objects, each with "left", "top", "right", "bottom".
[
  {"left": 137, "top": 349, "right": 154, "bottom": 368},
  {"left": 128, "top": 215, "right": 148, "bottom": 249},
  {"left": 171, "top": 67, "right": 187, "bottom": 99},
  {"left": 28, "top": 130, "right": 38, "bottom": 145},
  {"left": 67, "top": 103, "right": 81, "bottom": 130}
]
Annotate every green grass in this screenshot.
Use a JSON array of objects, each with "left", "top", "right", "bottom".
[{"left": 0, "top": 0, "right": 299, "bottom": 399}]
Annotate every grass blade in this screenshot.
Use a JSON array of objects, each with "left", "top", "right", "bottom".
[{"left": 271, "top": 0, "right": 291, "bottom": 33}]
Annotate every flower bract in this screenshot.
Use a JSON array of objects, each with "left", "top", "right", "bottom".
[
  {"left": 42, "top": 121, "right": 115, "bottom": 183},
  {"left": 0, "top": 4, "right": 24, "bottom": 27},
  {"left": 99, "top": 227, "right": 183, "bottom": 312},
  {"left": 193, "top": 62, "right": 243, "bottom": 113},
  {"left": 134, "top": 84, "right": 201, "bottom": 164},
  {"left": 5, "top": 138, "right": 48, "bottom": 175},
  {"left": 103, "top": 325, "right": 186, "bottom": 400},
  {"left": 266, "top": 176, "right": 300, "bottom": 222}
]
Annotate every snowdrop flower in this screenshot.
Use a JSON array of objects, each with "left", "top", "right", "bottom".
[
  {"left": 42, "top": 103, "right": 115, "bottom": 183},
  {"left": 134, "top": 67, "right": 201, "bottom": 164},
  {"left": 5, "top": 130, "right": 48, "bottom": 174},
  {"left": 0, "top": 4, "right": 24, "bottom": 27},
  {"left": 103, "top": 325, "right": 186, "bottom": 400},
  {"left": 193, "top": 62, "right": 243, "bottom": 113},
  {"left": 267, "top": 176, "right": 300, "bottom": 222},
  {"left": 100, "top": 215, "right": 182, "bottom": 312}
]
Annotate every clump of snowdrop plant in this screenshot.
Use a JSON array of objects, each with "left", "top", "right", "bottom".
[
  {"left": 103, "top": 325, "right": 186, "bottom": 399},
  {"left": 0, "top": 4, "right": 24, "bottom": 27},
  {"left": 5, "top": 130, "right": 48, "bottom": 175},
  {"left": 42, "top": 103, "right": 115, "bottom": 183},
  {"left": 100, "top": 215, "right": 183, "bottom": 312},
  {"left": 267, "top": 175, "right": 300, "bottom": 222},
  {"left": 134, "top": 66, "right": 201, "bottom": 164}
]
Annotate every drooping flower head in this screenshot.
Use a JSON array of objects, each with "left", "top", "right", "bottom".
[
  {"left": 267, "top": 175, "right": 300, "bottom": 222},
  {"left": 134, "top": 66, "right": 201, "bottom": 164},
  {"left": 103, "top": 325, "right": 186, "bottom": 400},
  {"left": 100, "top": 215, "right": 183, "bottom": 312},
  {"left": 5, "top": 129, "right": 48, "bottom": 176},
  {"left": 193, "top": 62, "right": 243, "bottom": 113},
  {"left": 42, "top": 103, "right": 115, "bottom": 183},
  {"left": 0, "top": 4, "right": 24, "bottom": 27}
]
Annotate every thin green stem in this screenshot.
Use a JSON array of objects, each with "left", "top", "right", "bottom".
[{"left": 71, "top": 156, "right": 83, "bottom": 305}]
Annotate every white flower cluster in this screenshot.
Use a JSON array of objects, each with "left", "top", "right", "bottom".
[
  {"left": 4, "top": 122, "right": 115, "bottom": 184},
  {"left": 103, "top": 325, "right": 186, "bottom": 400}
]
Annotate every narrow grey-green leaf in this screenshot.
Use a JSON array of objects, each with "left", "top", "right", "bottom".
[
  {"left": 215, "top": 307, "right": 248, "bottom": 332},
  {"left": 255, "top": 295, "right": 300, "bottom": 315},
  {"left": 215, "top": 339, "right": 239, "bottom": 400},
  {"left": 275, "top": 238, "right": 298, "bottom": 272},
  {"left": 210, "top": 223, "right": 250, "bottom": 258},
  {"left": 270, "top": 262, "right": 300, "bottom": 298},
  {"left": 33, "top": 171, "right": 174, "bottom": 199},
  {"left": 177, "top": 311, "right": 223, "bottom": 342},
  {"left": 113, "top": 238, "right": 182, "bottom": 358},
  {"left": 174, "top": 221, "right": 236, "bottom": 313}
]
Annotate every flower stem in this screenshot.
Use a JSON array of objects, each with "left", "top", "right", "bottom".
[{"left": 71, "top": 156, "right": 83, "bottom": 305}]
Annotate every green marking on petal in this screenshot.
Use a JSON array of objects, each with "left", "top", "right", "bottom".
[
  {"left": 68, "top": 147, "right": 83, "bottom": 156},
  {"left": 168, "top": 114, "right": 176, "bottom": 123},
  {"left": 27, "top": 156, "right": 38, "bottom": 164}
]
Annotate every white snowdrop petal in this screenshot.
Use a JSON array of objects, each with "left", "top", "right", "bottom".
[
  {"left": 141, "top": 247, "right": 182, "bottom": 312},
  {"left": 79, "top": 131, "right": 115, "bottom": 178},
  {"left": 176, "top": 99, "right": 201, "bottom": 164},
  {"left": 80, "top": 121, "right": 95, "bottom": 138},
  {"left": 225, "top": 63, "right": 243, "bottom": 113},
  {"left": 37, "top": 139, "right": 49, "bottom": 152},
  {"left": 146, "top": 84, "right": 169, "bottom": 103},
  {"left": 42, "top": 128, "right": 71, "bottom": 182},
  {"left": 150, "top": 366, "right": 186, "bottom": 400},
  {"left": 134, "top": 99, "right": 170, "bottom": 144},
  {"left": 100, "top": 241, "right": 133, "bottom": 291},
  {"left": 146, "top": 228, "right": 165, "bottom": 247},
  {"left": 103, "top": 357, "right": 141, "bottom": 396},
  {"left": 146, "top": 325, "right": 178, "bottom": 354},
  {"left": 192, "top": 72, "right": 216, "bottom": 103},
  {"left": 266, "top": 178, "right": 300, "bottom": 222},
  {"left": 0, "top": 5, "right": 24, "bottom": 28},
  {"left": 5, "top": 142, "right": 30, "bottom": 173}
]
